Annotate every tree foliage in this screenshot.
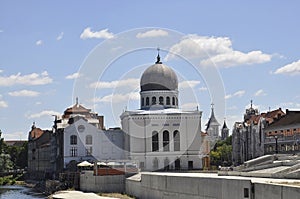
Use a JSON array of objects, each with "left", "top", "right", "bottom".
[{"left": 210, "top": 135, "right": 233, "bottom": 167}]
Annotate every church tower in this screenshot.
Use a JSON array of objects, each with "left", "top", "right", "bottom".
[
  {"left": 206, "top": 104, "right": 220, "bottom": 138},
  {"left": 221, "top": 120, "right": 229, "bottom": 140}
]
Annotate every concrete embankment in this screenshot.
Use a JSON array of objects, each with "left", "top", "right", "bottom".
[
  {"left": 126, "top": 172, "right": 300, "bottom": 199},
  {"left": 51, "top": 190, "right": 117, "bottom": 199}
]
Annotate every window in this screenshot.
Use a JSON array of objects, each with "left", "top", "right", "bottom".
[
  {"left": 141, "top": 97, "right": 144, "bottom": 106},
  {"left": 163, "top": 130, "right": 170, "bottom": 151},
  {"left": 146, "top": 97, "right": 149, "bottom": 106},
  {"left": 166, "top": 97, "right": 170, "bottom": 105},
  {"left": 188, "top": 161, "right": 193, "bottom": 170},
  {"left": 172, "top": 97, "right": 175, "bottom": 105},
  {"left": 173, "top": 130, "right": 180, "bottom": 151},
  {"left": 152, "top": 97, "right": 156, "bottom": 105},
  {"left": 86, "top": 147, "right": 92, "bottom": 156},
  {"left": 70, "top": 147, "right": 77, "bottom": 157},
  {"left": 175, "top": 159, "right": 180, "bottom": 170},
  {"left": 86, "top": 135, "right": 92, "bottom": 145},
  {"left": 159, "top": 96, "right": 164, "bottom": 105},
  {"left": 152, "top": 131, "right": 159, "bottom": 152},
  {"left": 164, "top": 158, "right": 169, "bottom": 171},
  {"left": 70, "top": 135, "right": 77, "bottom": 145},
  {"left": 244, "top": 188, "right": 249, "bottom": 198}
]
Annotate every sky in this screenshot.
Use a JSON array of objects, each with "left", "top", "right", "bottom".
[{"left": 0, "top": 0, "right": 300, "bottom": 140}]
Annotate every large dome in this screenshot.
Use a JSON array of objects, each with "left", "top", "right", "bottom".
[{"left": 140, "top": 62, "right": 178, "bottom": 92}]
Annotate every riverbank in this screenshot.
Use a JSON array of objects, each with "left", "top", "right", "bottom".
[{"left": 49, "top": 190, "right": 134, "bottom": 199}]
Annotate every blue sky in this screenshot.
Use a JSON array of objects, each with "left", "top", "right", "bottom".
[{"left": 0, "top": 1, "right": 300, "bottom": 140}]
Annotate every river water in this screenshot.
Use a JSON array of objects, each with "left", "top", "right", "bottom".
[{"left": 0, "top": 185, "right": 45, "bottom": 199}]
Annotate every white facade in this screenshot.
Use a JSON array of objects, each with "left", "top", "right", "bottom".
[
  {"left": 120, "top": 54, "right": 206, "bottom": 171},
  {"left": 63, "top": 118, "right": 124, "bottom": 168}
]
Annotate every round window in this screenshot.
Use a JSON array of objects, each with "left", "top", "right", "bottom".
[{"left": 78, "top": 125, "right": 85, "bottom": 132}]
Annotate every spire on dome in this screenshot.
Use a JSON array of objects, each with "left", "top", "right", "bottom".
[{"left": 155, "top": 48, "right": 162, "bottom": 64}]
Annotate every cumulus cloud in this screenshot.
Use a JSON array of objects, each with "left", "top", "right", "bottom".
[
  {"left": 3, "top": 131, "right": 27, "bottom": 140},
  {"left": 0, "top": 70, "right": 3, "bottom": 73},
  {"left": 181, "top": 102, "right": 199, "bottom": 110},
  {"left": 90, "top": 78, "right": 139, "bottom": 89},
  {"left": 136, "top": 29, "right": 168, "bottom": 38},
  {"left": 201, "top": 50, "right": 271, "bottom": 68},
  {"left": 165, "top": 35, "right": 271, "bottom": 67},
  {"left": 274, "top": 60, "right": 300, "bottom": 75},
  {"left": 56, "top": 32, "right": 64, "bottom": 40},
  {"left": 80, "top": 27, "right": 114, "bottom": 39},
  {"left": 179, "top": 80, "right": 200, "bottom": 89},
  {"left": 225, "top": 90, "right": 245, "bottom": 99},
  {"left": 28, "top": 110, "right": 60, "bottom": 119},
  {"left": 8, "top": 89, "right": 40, "bottom": 97},
  {"left": 65, "top": 72, "right": 80, "bottom": 80},
  {"left": 199, "top": 87, "right": 208, "bottom": 91},
  {"left": 0, "top": 100, "right": 8, "bottom": 108},
  {"left": 254, "top": 89, "right": 267, "bottom": 97},
  {"left": 0, "top": 71, "right": 52, "bottom": 86},
  {"left": 94, "top": 92, "right": 139, "bottom": 103},
  {"left": 36, "top": 40, "right": 43, "bottom": 46}
]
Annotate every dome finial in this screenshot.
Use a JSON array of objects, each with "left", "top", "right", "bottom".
[{"left": 155, "top": 47, "right": 162, "bottom": 64}]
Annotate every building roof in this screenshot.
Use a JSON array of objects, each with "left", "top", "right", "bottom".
[
  {"left": 121, "top": 108, "right": 201, "bottom": 117},
  {"left": 140, "top": 52, "right": 178, "bottom": 92},
  {"left": 63, "top": 102, "right": 92, "bottom": 118},
  {"left": 222, "top": 120, "right": 229, "bottom": 129},
  {"left": 4, "top": 140, "right": 26, "bottom": 147},
  {"left": 265, "top": 110, "right": 300, "bottom": 129},
  {"left": 205, "top": 106, "right": 220, "bottom": 130}
]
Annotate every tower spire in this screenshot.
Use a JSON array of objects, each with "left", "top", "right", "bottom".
[{"left": 155, "top": 47, "right": 162, "bottom": 64}]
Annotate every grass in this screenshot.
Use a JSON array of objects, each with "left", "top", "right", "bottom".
[{"left": 98, "top": 193, "right": 135, "bottom": 199}]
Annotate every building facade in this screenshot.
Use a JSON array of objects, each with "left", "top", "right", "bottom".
[
  {"left": 264, "top": 110, "right": 300, "bottom": 154},
  {"left": 28, "top": 123, "right": 52, "bottom": 179},
  {"left": 120, "top": 53, "right": 208, "bottom": 171},
  {"left": 232, "top": 102, "right": 284, "bottom": 165}
]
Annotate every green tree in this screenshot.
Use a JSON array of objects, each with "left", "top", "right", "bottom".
[{"left": 210, "top": 135, "right": 233, "bottom": 167}]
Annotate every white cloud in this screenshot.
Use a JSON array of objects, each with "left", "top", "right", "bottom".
[
  {"left": 94, "top": 92, "right": 139, "bottom": 103},
  {"left": 0, "top": 30, "right": 3, "bottom": 33},
  {"left": 225, "top": 90, "right": 245, "bottom": 99},
  {"left": 254, "top": 89, "right": 267, "bottom": 97},
  {"left": 0, "top": 70, "right": 3, "bottom": 73},
  {"left": 181, "top": 102, "right": 199, "bottom": 110},
  {"left": 274, "top": 59, "right": 300, "bottom": 75},
  {"left": 80, "top": 27, "right": 114, "bottom": 39},
  {"left": 56, "top": 32, "right": 64, "bottom": 40},
  {"left": 0, "top": 100, "right": 8, "bottom": 108},
  {"left": 28, "top": 110, "right": 60, "bottom": 119},
  {"left": 201, "top": 50, "right": 271, "bottom": 68},
  {"left": 179, "top": 80, "right": 200, "bottom": 89},
  {"left": 165, "top": 35, "right": 271, "bottom": 67},
  {"left": 136, "top": 29, "right": 168, "bottom": 38},
  {"left": 65, "top": 72, "right": 80, "bottom": 80},
  {"left": 90, "top": 78, "right": 139, "bottom": 89},
  {"left": 36, "top": 40, "right": 43, "bottom": 46},
  {"left": 199, "top": 87, "right": 208, "bottom": 91},
  {"left": 0, "top": 71, "right": 52, "bottom": 86},
  {"left": 8, "top": 89, "right": 40, "bottom": 97},
  {"left": 276, "top": 102, "right": 300, "bottom": 109},
  {"left": 3, "top": 131, "right": 27, "bottom": 140}
]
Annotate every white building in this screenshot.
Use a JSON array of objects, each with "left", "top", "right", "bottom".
[
  {"left": 120, "top": 53, "right": 207, "bottom": 171},
  {"left": 63, "top": 118, "right": 124, "bottom": 168}
]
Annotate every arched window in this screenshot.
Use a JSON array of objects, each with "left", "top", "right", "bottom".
[
  {"left": 159, "top": 96, "right": 164, "bottom": 105},
  {"left": 70, "top": 135, "right": 77, "bottom": 145},
  {"left": 146, "top": 97, "right": 149, "bottom": 106},
  {"left": 86, "top": 135, "right": 92, "bottom": 145},
  {"left": 163, "top": 130, "right": 170, "bottom": 151},
  {"left": 152, "top": 96, "right": 156, "bottom": 105},
  {"left": 172, "top": 97, "right": 175, "bottom": 105},
  {"left": 166, "top": 97, "right": 170, "bottom": 105},
  {"left": 173, "top": 130, "right": 180, "bottom": 151},
  {"left": 152, "top": 131, "right": 159, "bottom": 152},
  {"left": 175, "top": 158, "right": 180, "bottom": 170},
  {"left": 141, "top": 97, "right": 144, "bottom": 106}
]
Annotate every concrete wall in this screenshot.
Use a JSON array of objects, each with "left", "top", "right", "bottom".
[
  {"left": 126, "top": 173, "right": 252, "bottom": 199},
  {"left": 126, "top": 173, "right": 300, "bottom": 199},
  {"left": 80, "top": 171, "right": 125, "bottom": 193}
]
